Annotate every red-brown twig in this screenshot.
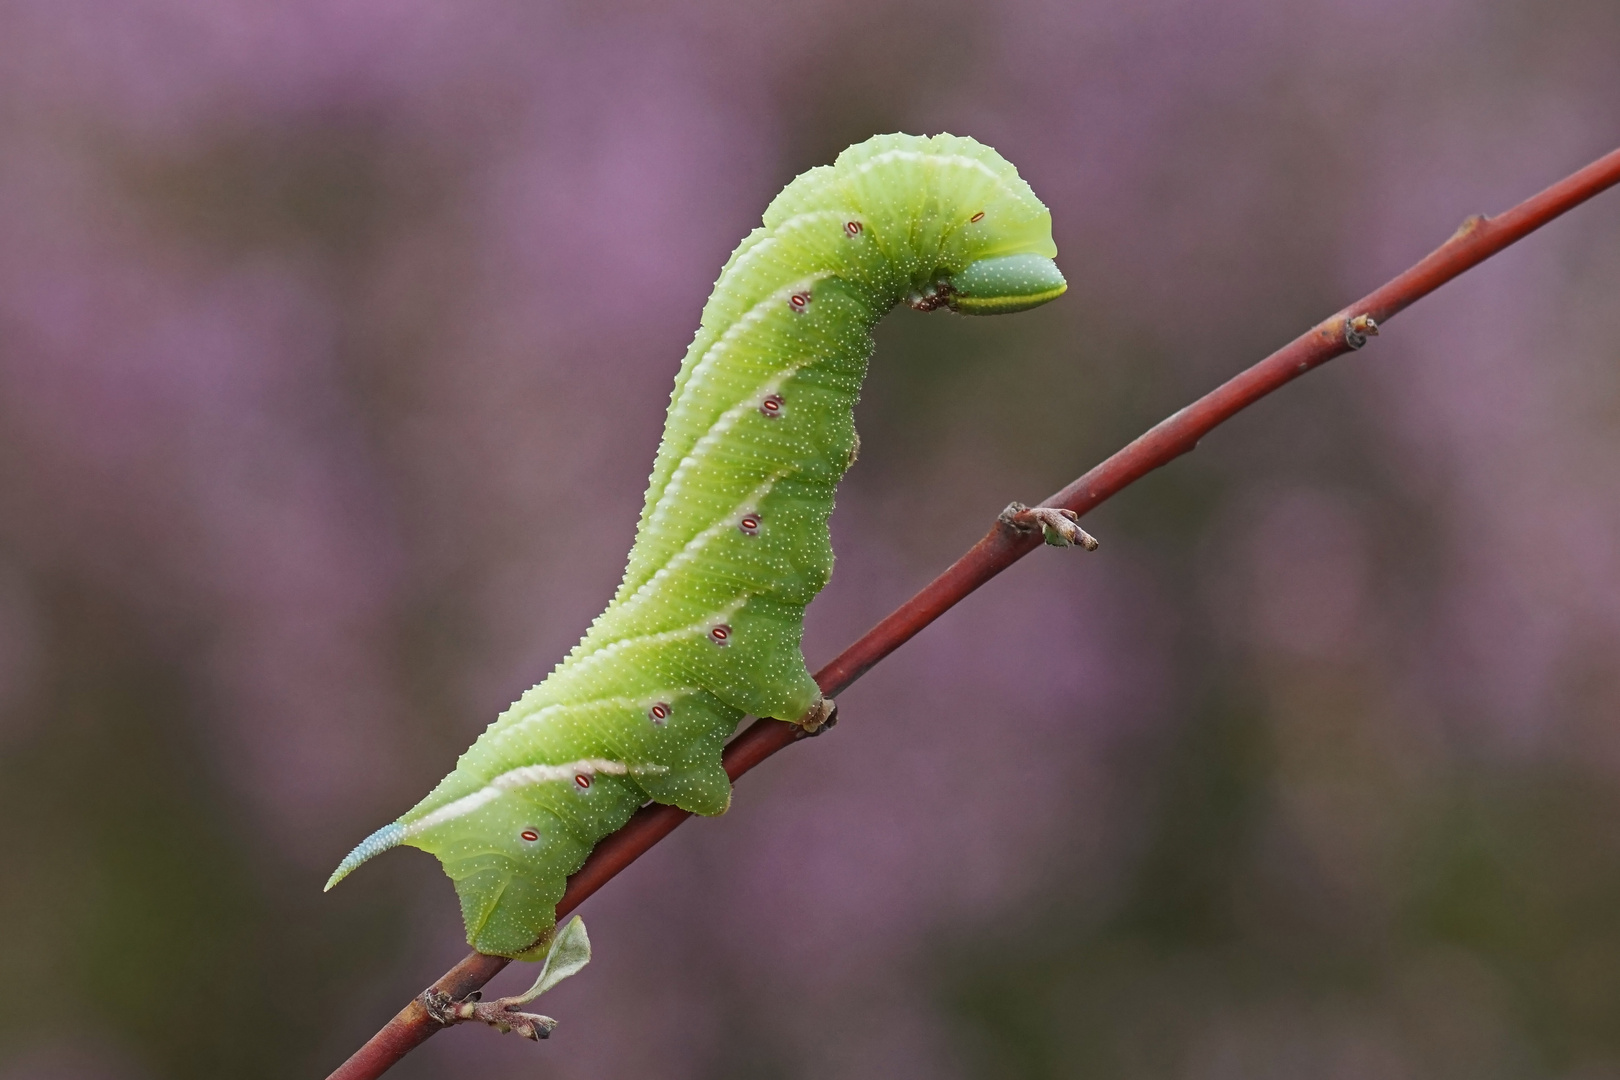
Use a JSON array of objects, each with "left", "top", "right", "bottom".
[{"left": 325, "top": 144, "right": 1620, "bottom": 1080}]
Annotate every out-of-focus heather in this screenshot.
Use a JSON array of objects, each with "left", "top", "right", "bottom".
[{"left": 2, "top": 2, "right": 1618, "bottom": 1078}]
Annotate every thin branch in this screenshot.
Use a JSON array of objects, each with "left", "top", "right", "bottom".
[{"left": 325, "top": 144, "right": 1620, "bottom": 1080}]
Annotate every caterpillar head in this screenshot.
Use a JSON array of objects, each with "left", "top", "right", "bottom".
[{"left": 948, "top": 252, "right": 1068, "bottom": 315}]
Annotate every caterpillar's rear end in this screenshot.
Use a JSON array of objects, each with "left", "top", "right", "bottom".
[{"left": 328, "top": 132, "right": 1066, "bottom": 959}]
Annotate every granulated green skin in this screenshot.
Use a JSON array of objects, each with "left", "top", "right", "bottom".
[{"left": 329, "top": 133, "right": 1065, "bottom": 958}]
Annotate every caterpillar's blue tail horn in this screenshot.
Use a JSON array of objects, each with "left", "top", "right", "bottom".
[{"left": 325, "top": 822, "right": 407, "bottom": 891}]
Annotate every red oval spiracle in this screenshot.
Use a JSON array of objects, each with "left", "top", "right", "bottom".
[
  {"left": 573, "top": 773, "right": 592, "bottom": 790},
  {"left": 970, "top": 211, "right": 986, "bottom": 223},
  {"left": 844, "top": 220, "right": 862, "bottom": 237},
  {"left": 520, "top": 829, "right": 539, "bottom": 842},
  {"left": 739, "top": 514, "right": 760, "bottom": 535},
  {"left": 649, "top": 702, "right": 670, "bottom": 723},
  {"left": 709, "top": 624, "right": 731, "bottom": 646},
  {"left": 760, "top": 394, "right": 784, "bottom": 418},
  {"left": 788, "top": 292, "right": 809, "bottom": 311}
]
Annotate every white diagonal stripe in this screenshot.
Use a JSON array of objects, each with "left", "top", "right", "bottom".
[
  {"left": 502, "top": 688, "right": 701, "bottom": 738},
  {"left": 560, "top": 595, "right": 749, "bottom": 681},
  {"left": 642, "top": 362, "right": 805, "bottom": 539},
  {"left": 716, "top": 211, "right": 852, "bottom": 292},
  {"left": 612, "top": 473, "right": 784, "bottom": 619},
  {"left": 404, "top": 757, "right": 670, "bottom": 835},
  {"left": 672, "top": 273, "right": 831, "bottom": 437}
]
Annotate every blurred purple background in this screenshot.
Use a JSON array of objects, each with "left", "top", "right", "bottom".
[{"left": 3, "top": 2, "right": 1620, "bottom": 1077}]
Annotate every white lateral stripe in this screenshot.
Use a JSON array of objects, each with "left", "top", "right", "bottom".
[
  {"left": 407, "top": 788, "right": 502, "bottom": 833},
  {"left": 715, "top": 211, "right": 851, "bottom": 291},
  {"left": 405, "top": 758, "right": 671, "bottom": 835},
  {"left": 504, "top": 688, "right": 701, "bottom": 737},
  {"left": 675, "top": 273, "right": 832, "bottom": 434},
  {"left": 490, "top": 758, "right": 666, "bottom": 789},
  {"left": 562, "top": 595, "right": 749, "bottom": 681},
  {"left": 633, "top": 272, "right": 826, "bottom": 552},
  {"left": 607, "top": 364, "right": 806, "bottom": 626},
  {"left": 644, "top": 362, "right": 804, "bottom": 537},
  {"left": 616, "top": 473, "right": 784, "bottom": 619}
]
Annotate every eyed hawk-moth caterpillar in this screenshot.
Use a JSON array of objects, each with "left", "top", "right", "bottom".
[{"left": 327, "top": 132, "right": 1067, "bottom": 959}]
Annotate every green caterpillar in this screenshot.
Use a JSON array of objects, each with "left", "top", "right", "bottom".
[{"left": 327, "top": 132, "right": 1066, "bottom": 958}]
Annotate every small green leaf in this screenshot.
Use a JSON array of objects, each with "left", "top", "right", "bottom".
[{"left": 507, "top": 916, "right": 592, "bottom": 1005}]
